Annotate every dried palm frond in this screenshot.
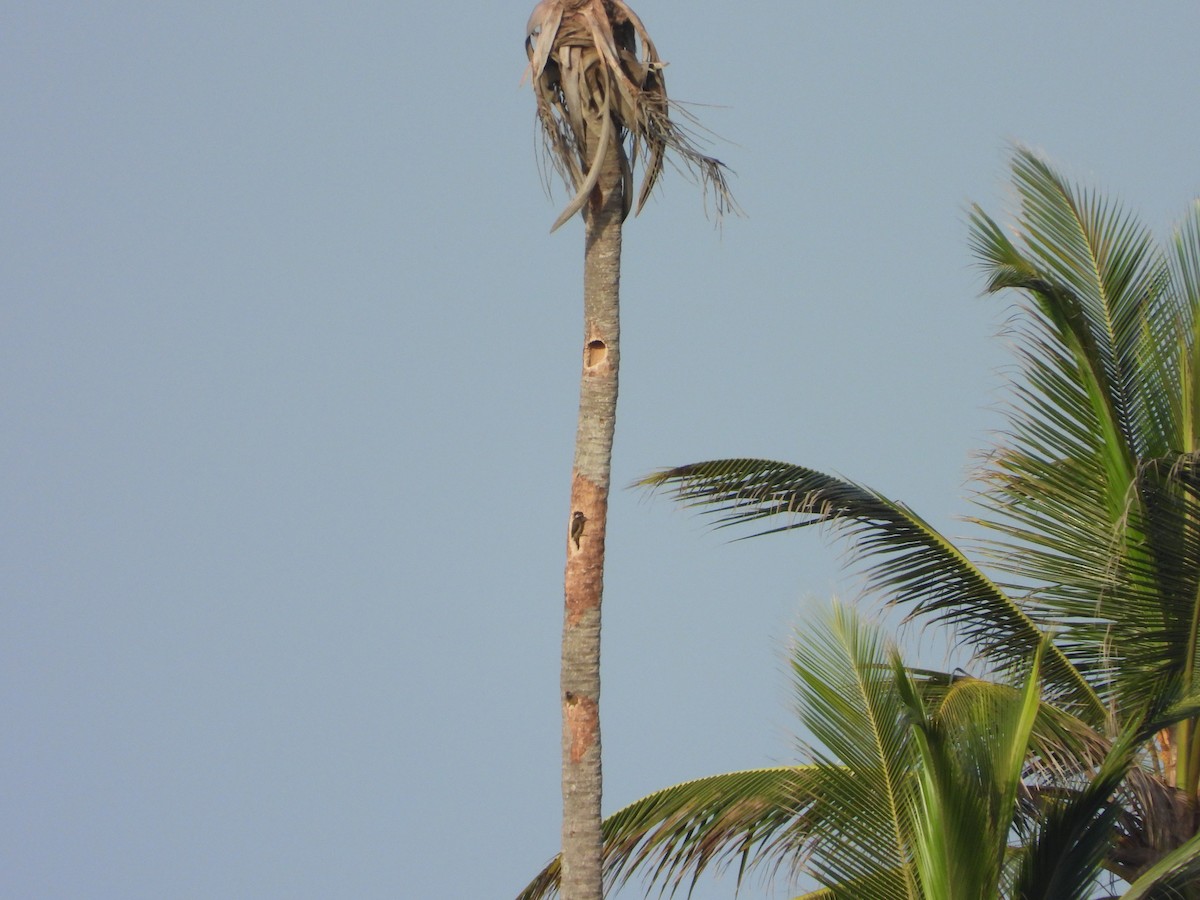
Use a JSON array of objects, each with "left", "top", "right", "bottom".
[{"left": 525, "top": 0, "right": 737, "bottom": 231}]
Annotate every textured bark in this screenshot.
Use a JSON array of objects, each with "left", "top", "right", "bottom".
[
  {"left": 525, "top": 5, "right": 734, "bottom": 895},
  {"left": 560, "top": 134, "right": 623, "bottom": 900}
]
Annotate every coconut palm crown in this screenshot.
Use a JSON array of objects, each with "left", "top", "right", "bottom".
[{"left": 525, "top": 0, "right": 736, "bottom": 231}]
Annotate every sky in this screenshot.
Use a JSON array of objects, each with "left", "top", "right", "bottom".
[{"left": 4, "top": 3, "right": 1200, "bottom": 898}]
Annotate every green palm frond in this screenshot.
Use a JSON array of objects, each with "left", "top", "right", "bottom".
[
  {"left": 604, "top": 150, "right": 1200, "bottom": 895},
  {"left": 977, "top": 155, "right": 1169, "bottom": 450},
  {"left": 517, "top": 607, "right": 1182, "bottom": 899},
  {"left": 789, "top": 603, "right": 920, "bottom": 898},
  {"left": 972, "top": 148, "right": 1176, "bottom": 464},
  {"left": 894, "top": 644, "right": 1044, "bottom": 900},
  {"left": 1013, "top": 685, "right": 1200, "bottom": 900},
  {"left": 1170, "top": 202, "right": 1200, "bottom": 455},
  {"left": 1107, "top": 453, "right": 1200, "bottom": 711},
  {"left": 516, "top": 767, "right": 815, "bottom": 900},
  {"left": 1121, "top": 827, "right": 1200, "bottom": 899},
  {"left": 1015, "top": 739, "right": 1135, "bottom": 900},
  {"left": 793, "top": 608, "right": 1072, "bottom": 899},
  {"left": 965, "top": 148, "right": 1200, "bottom": 718},
  {"left": 638, "top": 459, "right": 1102, "bottom": 720},
  {"left": 904, "top": 668, "right": 1110, "bottom": 785},
  {"left": 966, "top": 235, "right": 1144, "bottom": 665}
]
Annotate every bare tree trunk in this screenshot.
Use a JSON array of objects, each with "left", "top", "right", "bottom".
[{"left": 559, "top": 132, "right": 624, "bottom": 900}]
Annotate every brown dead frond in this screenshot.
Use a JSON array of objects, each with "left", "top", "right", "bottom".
[{"left": 525, "top": 0, "right": 738, "bottom": 232}]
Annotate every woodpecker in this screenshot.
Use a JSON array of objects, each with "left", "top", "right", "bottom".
[{"left": 570, "top": 511, "right": 586, "bottom": 548}]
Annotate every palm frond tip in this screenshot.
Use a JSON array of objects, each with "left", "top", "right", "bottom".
[
  {"left": 639, "top": 458, "right": 1103, "bottom": 719},
  {"left": 515, "top": 767, "right": 811, "bottom": 900}
]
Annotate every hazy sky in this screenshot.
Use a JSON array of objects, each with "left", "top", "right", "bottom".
[{"left": 5, "top": 3, "right": 1200, "bottom": 898}]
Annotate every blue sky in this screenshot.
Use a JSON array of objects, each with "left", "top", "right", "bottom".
[{"left": 4, "top": 3, "right": 1200, "bottom": 898}]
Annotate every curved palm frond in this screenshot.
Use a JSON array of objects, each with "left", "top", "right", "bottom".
[
  {"left": 1016, "top": 737, "right": 1137, "bottom": 900},
  {"left": 795, "top": 607, "right": 1084, "bottom": 899},
  {"left": 1013, "top": 683, "right": 1200, "bottom": 900},
  {"left": 516, "top": 766, "right": 817, "bottom": 900},
  {"left": 1171, "top": 202, "right": 1200, "bottom": 459},
  {"left": 906, "top": 668, "right": 1111, "bottom": 787},
  {"left": 639, "top": 459, "right": 1103, "bottom": 720},
  {"left": 1106, "top": 453, "right": 1200, "bottom": 714},
  {"left": 968, "top": 194, "right": 1148, "bottom": 650},
  {"left": 968, "top": 149, "right": 1200, "bottom": 722},
  {"left": 971, "top": 148, "right": 1177, "bottom": 466},
  {"left": 525, "top": 0, "right": 736, "bottom": 232},
  {"left": 789, "top": 603, "right": 921, "bottom": 899},
  {"left": 517, "top": 606, "right": 1184, "bottom": 900},
  {"left": 1121, "top": 827, "right": 1200, "bottom": 900}
]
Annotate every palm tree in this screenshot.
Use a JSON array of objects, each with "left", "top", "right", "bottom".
[
  {"left": 520, "top": 603, "right": 1200, "bottom": 899},
  {"left": 516, "top": 148, "right": 1200, "bottom": 896},
  {"left": 523, "top": 3, "right": 735, "bottom": 898}
]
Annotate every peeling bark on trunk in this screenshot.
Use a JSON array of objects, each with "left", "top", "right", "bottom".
[{"left": 559, "top": 135, "right": 623, "bottom": 900}]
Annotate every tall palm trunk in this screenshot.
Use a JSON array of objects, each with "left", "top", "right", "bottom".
[
  {"left": 524, "top": 4, "right": 735, "bottom": 897},
  {"left": 559, "top": 132, "right": 624, "bottom": 900}
]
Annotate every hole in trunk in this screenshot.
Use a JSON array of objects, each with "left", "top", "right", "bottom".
[{"left": 585, "top": 339, "right": 606, "bottom": 367}]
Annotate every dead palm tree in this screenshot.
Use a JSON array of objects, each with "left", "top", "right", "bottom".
[{"left": 523, "top": 2, "right": 735, "bottom": 898}]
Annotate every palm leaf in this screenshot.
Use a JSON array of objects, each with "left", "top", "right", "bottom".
[
  {"left": 1111, "top": 454, "right": 1200, "bottom": 706},
  {"left": 894, "top": 644, "right": 1044, "bottom": 900},
  {"left": 974, "top": 148, "right": 1175, "bottom": 463},
  {"left": 789, "top": 603, "right": 920, "bottom": 899},
  {"left": 906, "top": 668, "right": 1111, "bottom": 789},
  {"left": 1121, "top": 827, "right": 1200, "bottom": 899},
  {"left": 639, "top": 459, "right": 1103, "bottom": 720},
  {"left": 966, "top": 148, "right": 1200, "bottom": 719},
  {"left": 515, "top": 767, "right": 815, "bottom": 900},
  {"left": 1014, "top": 682, "right": 1200, "bottom": 899},
  {"left": 1170, "top": 201, "right": 1200, "bottom": 454},
  {"left": 612, "top": 149, "right": 1200, "bottom": 895}
]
